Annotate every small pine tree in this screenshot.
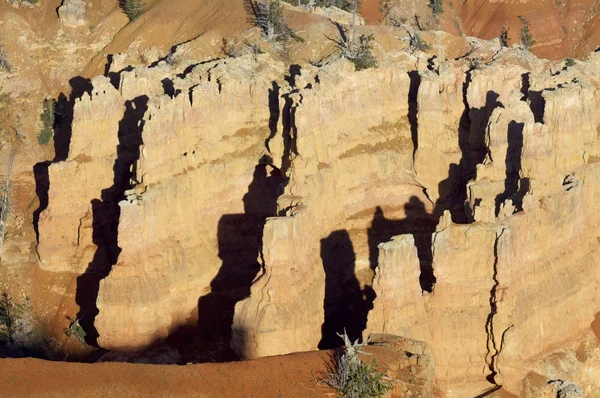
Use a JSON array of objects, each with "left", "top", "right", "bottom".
[
  {"left": 499, "top": 26, "right": 510, "bottom": 47},
  {"left": 122, "top": 0, "right": 146, "bottom": 22},
  {"left": 429, "top": 0, "right": 443, "bottom": 18},
  {"left": 518, "top": 16, "right": 536, "bottom": 51}
]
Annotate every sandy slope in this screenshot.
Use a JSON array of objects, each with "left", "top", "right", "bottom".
[
  {"left": 82, "top": 0, "right": 251, "bottom": 76},
  {"left": 0, "top": 351, "right": 334, "bottom": 398}
]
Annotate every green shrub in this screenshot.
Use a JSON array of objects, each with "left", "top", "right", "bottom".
[
  {"left": 320, "top": 332, "right": 393, "bottom": 398},
  {"left": 346, "top": 34, "right": 377, "bottom": 71},
  {"left": 64, "top": 316, "right": 87, "bottom": 344},
  {"left": 565, "top": 57, "right": 576, "bottom": 67},
  {"left": 281, "top": 0, "right": 360, "bottom": 12},
  {"left": 121, "top": 0, "right": 146, "bottom": 22},
  {"left": 38, "top": 98, "right": 55, "bottom": 145}
]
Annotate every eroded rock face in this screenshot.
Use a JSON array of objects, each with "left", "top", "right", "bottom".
[
  {"left": 95, "top": 55, "right": 286, "bottom": 350},
  {"left": 366, "top": 215, "right": 503, "bottom": 394},
  {"left": 34, "top": 36, "right": 600, "bottom": 397},
  {"left": 37, "top": 76, "right": 121, "bottom": 274},
  {"left": 231, "top": 211, "right": 324, "bottom": 359},
  {"left": 367, "top": 334, "right": 435, "bottom": 397},
  {"left": 232, "top": 58, "right": 420, "bottom": 358},
  {"left": 366, "top": 53, "right": 600, "bottom": 396},
  {"left": 58, "top": 0, "right": 86, "bottom": 26}
]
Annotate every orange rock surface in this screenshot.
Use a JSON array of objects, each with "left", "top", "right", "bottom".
[{"left": 2, "top": 1, "right": 600, "bottom": 397}]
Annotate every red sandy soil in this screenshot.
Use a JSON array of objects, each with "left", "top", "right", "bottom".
[
  {"left": 0, "top": 350, "right": 336, "bottom": 398},
  {"left": 361, "top": 0, "right": 600, "bottom": 59},
  {"left": 361, "top": 0, "right": 384, "bottom": 24},
  {"left": 455, "top": 0, "right": 600, "bottom": 59}
]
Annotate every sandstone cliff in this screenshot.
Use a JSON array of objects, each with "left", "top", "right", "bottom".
[{"left": 2, "top": 4, "right": 600, "bottom": 395}]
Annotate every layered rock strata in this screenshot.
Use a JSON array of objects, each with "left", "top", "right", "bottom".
[{"left": 35, "top": 42, "right": 600, "bottom": 396}]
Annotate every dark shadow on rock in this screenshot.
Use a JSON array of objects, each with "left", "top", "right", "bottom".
[
  {"left": 320, "top": 198, "right": 439, "bottom": 350},
  {"left": 265, "top": 81, "right": 280, "bottom": 152},
  {"left": 408, "top": 71, "right": 421, "bottom": 158},
  {"left": 495, "top": 121, "right": 524, "bottom": 215},
  {"left": 528, "top": 90, "right": 545, "bottom": 123},
  {"left": 105, "top": 55, "right": 134, "bottom": 91},
  {"left": 54, "top": 77, "right": 93, "bottom": 162},
  {"left": 521, "top": 71, "right": 546, "bottom": 123},
  {"left": 285, "top": 64, "right": 301, "bottom": 88},
  {"left": 520, "top": 73, "right": 530, "bottom": 101},
  {"left": 161, "top": 78, "right": 175, "bottom": 98},
  {"left": 192, "top": 163, "right": 285, "bottom": 362},
  {"left": 75, "top": 95, "right": 148, "bottom": 346},
  {"left": 280, "top": 92, "right": 298, "bottom": 178},
  {"left": 452, "top": 88, "right": 502, "bottom": 223},
  {"left": 433, "top": 163, "right": 464, "bottom": 220},
  {"left": 367, "top": 199, "right": 438, "bottom": 294},
  {"left": 319, "top": 230, "right": 375, "bottom": 349},
  {"left": 32, "top": 162, "right": 50, "bottom": 243}
]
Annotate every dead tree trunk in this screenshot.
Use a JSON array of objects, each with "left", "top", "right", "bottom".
[{"left": 349, "top": 0, "right": 358, "bottom": 52}]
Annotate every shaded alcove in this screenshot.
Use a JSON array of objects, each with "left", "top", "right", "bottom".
[
  {"left": 318, "top": 230, "right": 375, "bottom": 349},
  {"left": 169, "top": 163, "right": 284, "bottom": 362}
]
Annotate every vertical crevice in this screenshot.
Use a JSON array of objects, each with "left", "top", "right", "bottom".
[
  {"left": 528, "top": 90, "right": 545, "bottom": 124},
  {"left": 264, "top": 81, "right": 280, "bottom": 153},
  {"left": 280, "top": 92, "right": 299, "bottom": 179},
  {"left": 408, "top": 70, "right": 421, "bottom": 162},
  {"left": 75, "top": 95, "right": 148, "bottom": 346},
  {"left": 495, "top": 121, "right": 524, "bottom": 216},
  {"left": 453, "top": 66, "right": 501, "bottom": 223},
  {"left": 485, "top": 228, "right": 512, "bottom": 385},
  {"left": 458, "top": 69, "right": 474, "bottom": 151},
  {"left": 188, "top": 84, "right": 199, "bottom": 106},
  {"left": 520, "top": 73, "right": 530, "bottom": 101},
  {"left": 32, "top": 161, "right": 50, "bottom": 248},
  {"left": 447, "top": 68, "right": 476, "bottom": 224}
]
